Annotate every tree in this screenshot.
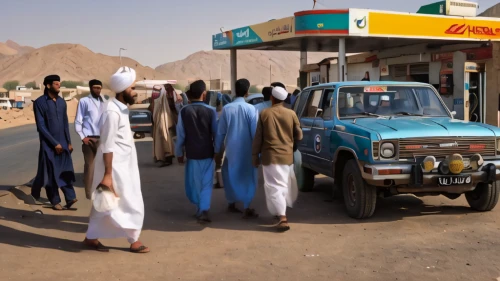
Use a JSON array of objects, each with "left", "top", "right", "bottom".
[
  {"left": 25, "top": 81, "right": 38, "bottom": 89},
  {"left": 2, "top": 80, "right": 20, "bottom": 91},
  {"left": 61, "top": 81, "right": 85, "bottom": 88},
  {"left": 249, "top": 85, "right": 259, "bottom": 93}
]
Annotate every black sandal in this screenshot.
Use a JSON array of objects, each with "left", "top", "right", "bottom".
[
  {"left": 227, "top": 204, "right": 243, "bottom": 213},
  {"left": 243, "top": 208, "right": 259, "bottom": 219},
  {"left": 64, "top": 199, "right": 78, "bottom": 209},
  {"left": 130, "top": 245, "right": 150, "bottom": 253},
  {"left": 83, "top": 240, "right": 109, "bottom": 252},
  {"left": 196, "top": 211, "right": 212, "bottom": 224}
]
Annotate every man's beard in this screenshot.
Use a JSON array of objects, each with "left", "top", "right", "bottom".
[{"left": 123, "top": 94, "right": 135, "bottom": 105}]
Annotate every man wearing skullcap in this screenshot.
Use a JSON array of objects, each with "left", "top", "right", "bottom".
[
  {"left": 271, "top": 82, "right": 292, "bottom": 109},
  {"left": 252, "top": 86, "right": 303, "bottom": 232},
  {"left": 75, "top": 79, "right": 104, "bottom": 199},
  {"left": 215, "top": 79, "right": 259, "bottom": 219},
  {"left": 84, "top": 66, "right": 149, "bottom": 253},
  {"left": 32, "top": 75, "right": 78, "bottom": 210}
]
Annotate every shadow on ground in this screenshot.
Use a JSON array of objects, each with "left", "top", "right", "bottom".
[{"left": 0, "top": 140, "right": 480, "bottom": 251}]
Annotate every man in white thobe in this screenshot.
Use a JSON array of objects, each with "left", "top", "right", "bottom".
[
  {"left": 252, "top": 86, "right": 303, "bottom": 232},
  {"left": 84, "top": 67, "right": 149, "bottom": 253}
]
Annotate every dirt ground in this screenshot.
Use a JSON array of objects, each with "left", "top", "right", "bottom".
[{"left": 1, "top": 138, "right": 500, "bottom": 281}]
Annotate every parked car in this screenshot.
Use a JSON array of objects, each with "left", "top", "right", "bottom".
[
  {"left": 293, "top": 81, "right": 500, "bottom": 219},
  {"left": 0, "top": 98, "right": 12, "bottom": 110},
  {"left": 245, "top": 93, "right": 264, "bottom": 105},
  {"left": 129, "top": 109, "right": 153, "bottom": 139}
]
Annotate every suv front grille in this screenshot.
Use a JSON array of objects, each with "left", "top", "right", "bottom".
[{"left": 398, "top": 137, "right": 496, "bottom": 159}]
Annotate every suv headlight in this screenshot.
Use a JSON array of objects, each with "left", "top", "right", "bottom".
[
  {"left": 380, "top": 142, "right": 396, "bottom": 158},
  {"left": 497, "top": 138, "right": 500, "bottom": 153}
]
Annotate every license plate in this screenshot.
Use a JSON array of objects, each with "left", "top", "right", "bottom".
[{"left": 438, "top": 175, "right": 472, "bottom": 186}]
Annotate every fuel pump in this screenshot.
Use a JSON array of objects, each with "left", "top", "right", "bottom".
[{"left": 462, "top": 62, "right": 486, "bottom": 123}]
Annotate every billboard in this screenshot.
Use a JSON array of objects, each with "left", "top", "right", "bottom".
[{"left": 213, "top": 17, "right": 294, "bottom": 49}]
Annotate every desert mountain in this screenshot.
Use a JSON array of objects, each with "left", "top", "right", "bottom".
[
  {"left": 5, "top": 40, "right": 35, "bottom": 55},
  {"left": 0, "top": 40, "right": 333, "bottom": 88},
  {"left": 0, "top": 43, "right": 166, "bottom": 86},
  {"left": 0, "top": 42, "right": 17, "bottom": 56},
  {"left": 0, "top": 40, "right": 35, "bottom": 56},
  {"left": 156, "top": 50, "right": 334, "bottom": 87}
]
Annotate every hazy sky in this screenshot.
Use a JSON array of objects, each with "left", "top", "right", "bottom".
[{"left": 0, "top": 0, "right": 494, "bottom": 68}]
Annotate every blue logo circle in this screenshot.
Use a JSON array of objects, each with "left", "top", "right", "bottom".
[{"left": 314, "top": 134, "right": 321, "bottom": 153}]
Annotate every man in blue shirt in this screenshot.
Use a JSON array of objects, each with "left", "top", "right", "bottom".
[
  {"left": 254, "top": 87, "right": 272, "bottom": 114},
  {"left": 215, "top": 79, "right": 259, "bottom": 219}
]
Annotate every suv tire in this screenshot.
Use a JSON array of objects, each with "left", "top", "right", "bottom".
[
  {"left": 294, "top": 150, "right": 315, "bottom": 192},
  {"left": 465, "top": 181, "right": 500, "bottom": 211},
  {"left": 342, "top": 159, "right": 377, "bottom": 219}
]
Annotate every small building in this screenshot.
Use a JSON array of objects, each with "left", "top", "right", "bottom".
[{"left": 0, "top": 88, "right": 8, "bottom": 98}]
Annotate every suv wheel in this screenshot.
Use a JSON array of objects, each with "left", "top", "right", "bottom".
[
  {"left": 465, "top": 181, "right": 500, "bottom": 211},
  {"left": 342, "top": 159, "right": 377, "bottom": 219},
  {"left": 294, "top": 150, "right": 315, "bottom": 192}
]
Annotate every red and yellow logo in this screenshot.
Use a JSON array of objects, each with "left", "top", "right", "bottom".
[{"left": 445, "top": 24, "right": 500, "bottom": 37}]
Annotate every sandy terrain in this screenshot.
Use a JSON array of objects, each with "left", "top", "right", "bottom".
[{"left": 0, "top": 98, "right": 78, "bottom": 130}]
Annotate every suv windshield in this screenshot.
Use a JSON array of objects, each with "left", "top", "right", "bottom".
[{"left": 338, "top": 86, "right": 449, "bottom": 118}]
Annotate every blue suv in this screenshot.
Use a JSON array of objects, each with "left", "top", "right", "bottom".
[{"left": 293, "top": 81, "right": 500, "bottom": 219}]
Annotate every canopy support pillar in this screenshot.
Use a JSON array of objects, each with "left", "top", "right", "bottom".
[
  {"left": 338, "top": 38, "right": 347, "bottom": 82},
  {"left": 299, "top": 51, "right": 308, "bottom": 89},
  {"left": 230, "top": 49, "right": 237, "bottom": 96}
]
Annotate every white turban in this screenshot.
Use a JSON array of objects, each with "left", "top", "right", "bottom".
[
  {"left": 109, "top": 66, "right": 136, "bottom": 93},
  {"left": 272, "top": 86, "right": 288, "bottom": 101}
]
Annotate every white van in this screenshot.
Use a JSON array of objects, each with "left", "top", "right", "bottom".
[{"left": 0, "top": 98, "right": 12, "bottom": 109}]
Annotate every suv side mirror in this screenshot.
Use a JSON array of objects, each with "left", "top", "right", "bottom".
[
  {"left": 334, "top": 125, "right": 346, "bottom": 131},
  {"left": 315, "top": 108, "right": 323, "bottom": 118},
  {"left": 451, "top": 111, "right": 456, "bottom": 118}
]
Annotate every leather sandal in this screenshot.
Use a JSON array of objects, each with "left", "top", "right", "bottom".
[
  {"left": 277, "top": 220, "right": 290, "bottom": 232},
  {"left": 130, "top": 245, "right": 150, "bottom": 254}
]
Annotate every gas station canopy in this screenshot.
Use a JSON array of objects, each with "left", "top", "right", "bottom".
[{"left": 212, "top": 8, "right": 500, "bottom": 53}]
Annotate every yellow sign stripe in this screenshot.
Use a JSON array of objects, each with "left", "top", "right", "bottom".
[{"left": 369, "top": 12, "right": 500, "bottom": 40}]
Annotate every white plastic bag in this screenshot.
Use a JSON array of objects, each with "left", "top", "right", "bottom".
[{"left": 92, "top": 185, "right": 119, "bottom": 213}]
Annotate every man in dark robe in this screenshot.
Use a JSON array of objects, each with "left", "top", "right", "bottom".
[{"left": 31, "top": 75, "right": 77, "bottom": 210}]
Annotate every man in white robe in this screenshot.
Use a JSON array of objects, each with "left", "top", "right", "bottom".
[
  {"left": 252, "top": 86, "right": 303, "bottom": 232},
  {"left": 84, "top": 66, "right": 149, "bottom": 253}
]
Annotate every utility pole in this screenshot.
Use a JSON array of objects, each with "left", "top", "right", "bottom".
[
  {"left": 119, "top": 48, "right": 127, "bottom": 66},
  {"left": 269, "top": 58, "right": 275, "bottom": 84}
]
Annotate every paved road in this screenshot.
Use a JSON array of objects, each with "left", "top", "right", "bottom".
[
  {"left": 0, "top": 124, "right": 84, "bottom": 188},
  {"left": 1, "top": 125, "right": 500, "bottom": 281}
]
